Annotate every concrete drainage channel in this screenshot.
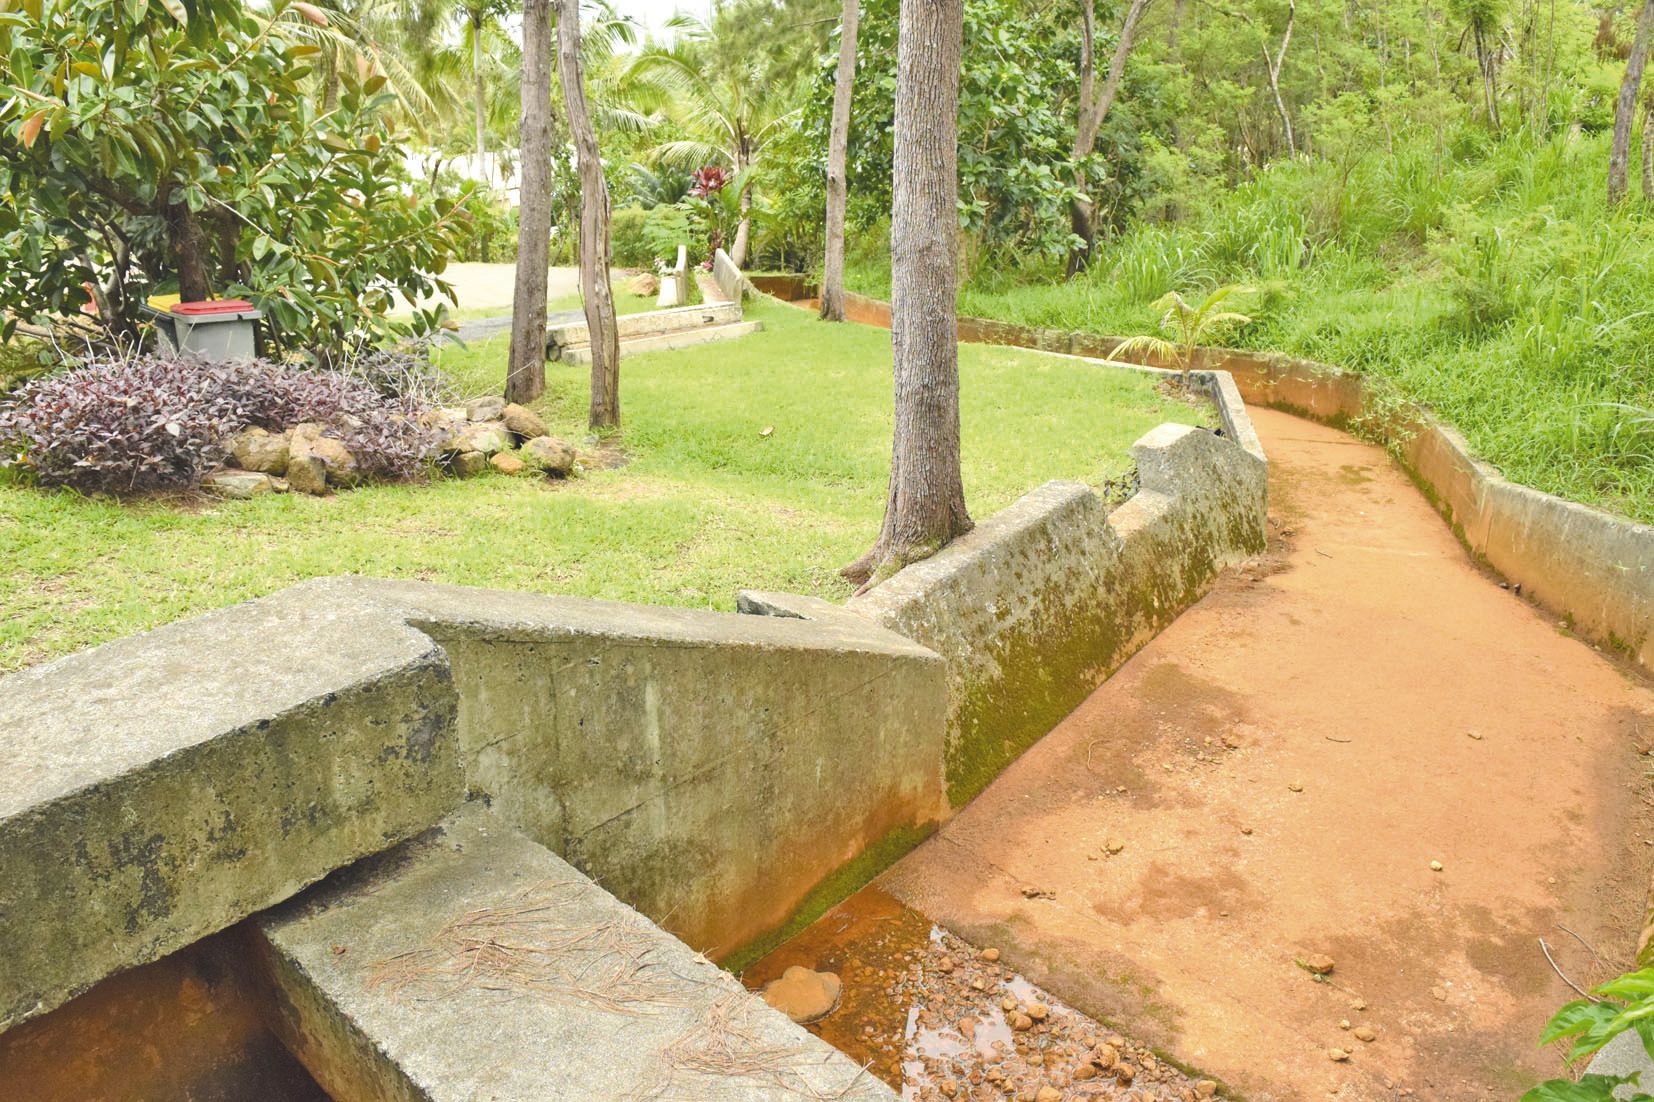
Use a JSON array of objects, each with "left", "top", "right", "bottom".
[{"left": 0, "top": 342, "right": 1266, "bottom": 1098}]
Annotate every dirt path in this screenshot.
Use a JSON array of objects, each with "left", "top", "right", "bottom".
[{"left": 861, "top": 407, "right": 1654, "bottom": 1100}]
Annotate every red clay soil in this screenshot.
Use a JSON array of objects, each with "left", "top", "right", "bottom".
[{"left": 868, "top": 407, "right": 1654, "bottom": 1101}]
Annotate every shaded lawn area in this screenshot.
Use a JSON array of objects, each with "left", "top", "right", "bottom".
[{"left": 0, "top": 297, "right": 1209, "bottom": 672}]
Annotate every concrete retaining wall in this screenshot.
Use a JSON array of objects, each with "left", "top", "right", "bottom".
[
  {"left": 849, "top": 419, "right": 1264, "bottom": 806},
  {"left": 744, "top": 414, "right": 1268, "bottom": 807},
  {"left": 345, "top": 577, "right": 947, "bottom": 958},
  {"left": 0, "top": 578, "right": 945, "bottom": 1033}
]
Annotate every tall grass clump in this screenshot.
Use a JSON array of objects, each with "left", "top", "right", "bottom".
[{"left": 869, "top": 124, "right": 1654, "bottom": 522}]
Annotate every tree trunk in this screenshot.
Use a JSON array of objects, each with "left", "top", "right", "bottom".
[
  {"left": 1067, "top": 0, "right": 1152, "bottom": 275},
  {"left": 842, "top": 0, "right": 971, "bottom": 588},
  {"left": 472, "top": 15, "right": 489, "bottom": 190},
  {"left": 820, "top": 0, "right": 860, "bottom": 322},
  {"left": 1642, "top": 97, "right": 1654, "bottom": 199},
  {"left": 506, "top": 0, "right": 552, "bottom": 404},
  {"left": 557, "top": 0, "right": 620, "bottom": 429},
  {"left": 165, "top": 195, "right": 212, "bottom": 303},
  {"left": 1262, "top": 0, "right": 1297, "bottom": 157},
  {"left": 730, "top": 181, "right": 754, "bottom": 270},
  {"left": 1611, "top": 0, "right": 1654, "bottom": 202}
]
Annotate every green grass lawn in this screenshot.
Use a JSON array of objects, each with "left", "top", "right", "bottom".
[{"left": 0, "top": 297, "right": 1208, "bottom": 672}]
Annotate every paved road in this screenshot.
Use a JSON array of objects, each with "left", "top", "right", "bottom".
[
  {"left": 396, "top": 262, "right": 581, "bottom": 317},
  {"left": 874, "top": 407, "right": 1654, "bottom": 1101}
]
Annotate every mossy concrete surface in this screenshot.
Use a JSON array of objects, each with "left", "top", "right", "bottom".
[
  {"left": 252, "top": 805, "right": 896, "bottom": 1102},
  {"left": 0, "top": 586, "right": 464, "bottom": 1032},
  {"left": 847, "top": 420, "right": 1267, "bottom": 806},
  {"left": 337, "top": 575, "right": 949, "bottom": 960}
]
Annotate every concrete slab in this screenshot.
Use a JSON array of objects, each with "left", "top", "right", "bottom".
[
  {"left": 254, "top": 806, "right": 895, "bottom": 1101},
  {"left": 0, "top": 586, "right": 463, "bottom": 1030},
  {"left": 560, "top": 321, "right": 764, "bottom": 364}
]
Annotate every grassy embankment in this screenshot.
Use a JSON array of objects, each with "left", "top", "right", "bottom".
[{"left": 851, "top": 130, "right": 1654, "bottom": 524}]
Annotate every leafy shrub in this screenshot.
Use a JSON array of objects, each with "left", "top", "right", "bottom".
[
  {"left": 450, "top": 189, "right": 518, "bottom": 263},
  {"left": 642, "top": 205, "right": 698, "bottom": 265},
  {"left": 611, "top": 205, "right": 653, "bottom": 268},
  {"left": 0, "top": 355, "right": 438, "bottom": 494},
  {"left": 1523, "top": 966, "right": 1654, "bottom": 1101},
  {"left": 0, "top": 0, "right": 472, "bottom": 363}
]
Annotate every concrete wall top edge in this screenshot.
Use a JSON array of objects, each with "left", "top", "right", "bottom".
[
  {"left": 317, "top": 575, "right": 941, "bottom": 660},
  {"left": 847, "top": 480, "right": 1108, "bottom": 619},
  {"left": 0, "top": 586, "right": 444, "bottom": 820},
  {"left": 0, "top": 573, "right": 941, "bottom": 825}
]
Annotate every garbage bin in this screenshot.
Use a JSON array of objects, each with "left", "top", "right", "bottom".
[{"left": 169, "top": 299, "right": 262, "bottom": 361}]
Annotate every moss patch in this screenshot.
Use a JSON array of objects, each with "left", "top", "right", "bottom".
[{"left": 719, "top": 821, "right": 937, "bottom": 976}]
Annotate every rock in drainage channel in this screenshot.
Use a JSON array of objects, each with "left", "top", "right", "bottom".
[{"left": 744, "top": 888, "right": 1217, "bottom": 1101}]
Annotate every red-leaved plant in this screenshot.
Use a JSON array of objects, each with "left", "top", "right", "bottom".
[
  {"left": 688, "top": 165, "right": 731, "bottom": 198},
  {"left": 0, "top": 355, "right": 439, "bottom": 495}
]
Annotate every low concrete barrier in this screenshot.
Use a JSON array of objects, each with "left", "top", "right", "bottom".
[
  {"left": 344, "top": 577, "right": 946, "bottom": 959},
  {"left": 712, "top": 246, "right": 745, "bottom": 302},
  {"left": 0, "top": 578, "right": 945, "bottom": 1032},
  {"left": 546, "top": 300, "right": 742, "bottom": 357},
  {"left": 824, "top": 289, "right": 1652, "bottom": 672},
  {"left": 746, "top": 418, "right": 1267, "bottom": 806}
]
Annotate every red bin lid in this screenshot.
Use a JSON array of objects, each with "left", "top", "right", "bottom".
[{"left": 171, "top": 299, "right": 256, "bottom": 316}]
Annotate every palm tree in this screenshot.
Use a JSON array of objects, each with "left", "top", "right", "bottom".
[
  {"left": 1113, "top": 285, "right": 1254, "bottom": 387},
  {"left": 268, "top": 0, "right": 448, "bottom": 127},
  {"left": 625, "top": 13, "right": 802, "bottom": 268}
]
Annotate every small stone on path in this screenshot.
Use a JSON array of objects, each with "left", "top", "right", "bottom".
[
  {"left": 1301, "top": 954, "right": 1336, "bottom": 975},
  {"left": 760, "top": 965, "right": 842, "bottom": 1025},
  {"left": 1328, "top": 1048, "right": 1350, "bottom": 1062},
  {"left": 1354, "top": 1026, "right": 1377, "bottom": 1042}
]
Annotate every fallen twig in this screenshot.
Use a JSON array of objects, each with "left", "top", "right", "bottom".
[{"left": 1539, "top": 937, "right": 1599, "bottom": 1001}]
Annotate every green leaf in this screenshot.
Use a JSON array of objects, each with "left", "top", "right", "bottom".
[
  {"left": 1520, "top": 1074, "right": 1650, "bottom": 1102},
  {"left": 156, "top": 0, "right": 188, "bottom": 26}
]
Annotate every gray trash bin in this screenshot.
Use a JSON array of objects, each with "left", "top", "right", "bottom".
[{"left": 168, "top": 299, "right": 263, "bottom": 361}]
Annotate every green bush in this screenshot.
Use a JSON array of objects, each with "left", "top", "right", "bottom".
[
  {"left": 642, "top": 205, "right": 699, "bottom": 267},
  {"left": 452, "top": 191, "right": 517, "bottom": 263},
  {"left": 0, "top": 0, "right": 471, "bottom": 364},
  {"left": 611, "top": 205, "right": 652, "bottom": 268}
]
